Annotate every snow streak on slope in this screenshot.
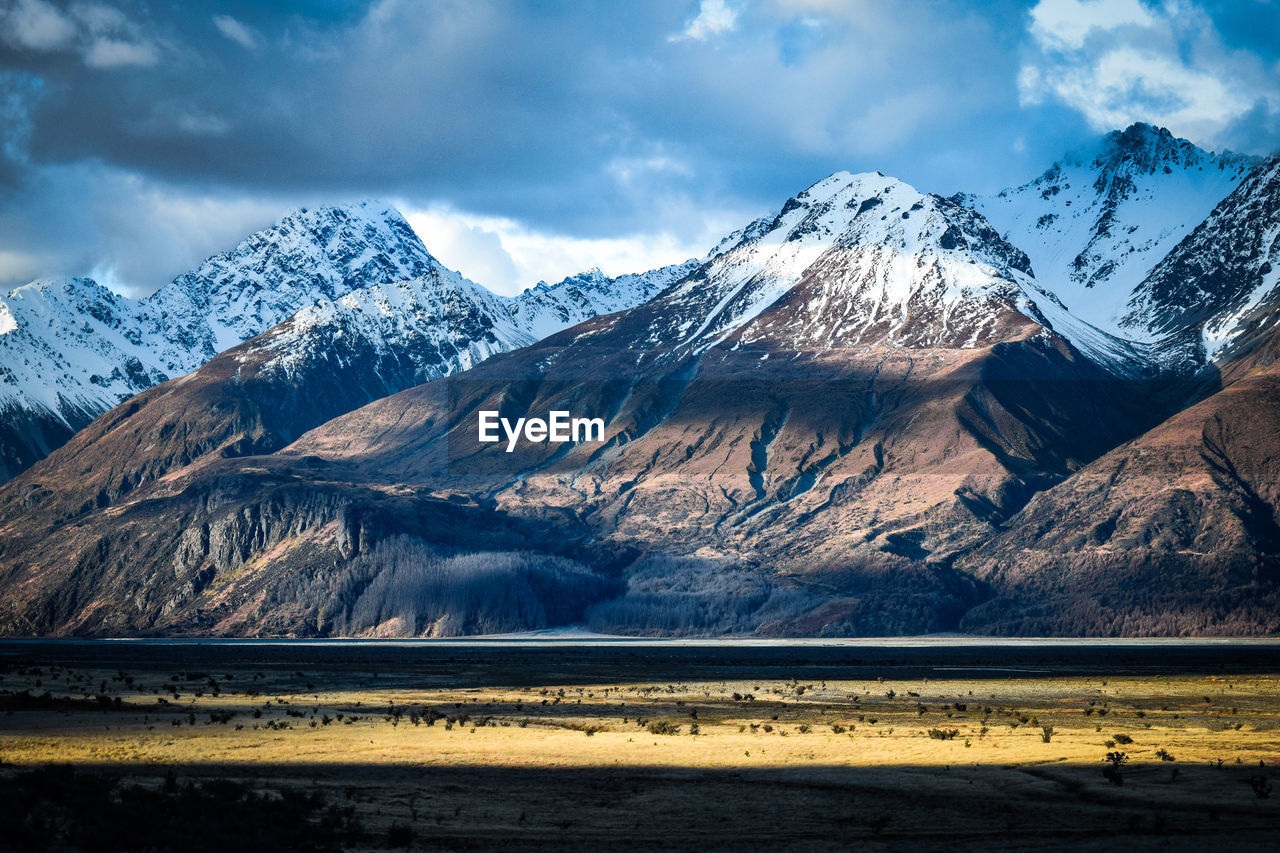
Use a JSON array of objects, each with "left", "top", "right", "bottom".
[
  {"left": 1124, "top": 156, "right": 1280, "bottom": 363},
  {"left": 961, "top": 123, "right": 1255, "bottom": 343}
]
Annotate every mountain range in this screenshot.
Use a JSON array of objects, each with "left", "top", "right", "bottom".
[
  {"left": 0, "top": 122, "right": 1277, "bottom": 637},
  {"left": 0, "top": 202, "right": 694, "bottom": 483}
]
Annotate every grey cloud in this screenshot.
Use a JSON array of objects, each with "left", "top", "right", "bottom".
[
  {"left": 0, "top": 0, "right": 1275, "bottom": 296},
  {"left": 1, "top": 0, "right": 159, "bottom": 68}
]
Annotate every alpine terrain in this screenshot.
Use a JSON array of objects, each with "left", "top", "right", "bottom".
[
  {"left": 0, "top": 202, "right": 695, "bottom": 484},
  {"left": 0, "top": 124, "right": 1277, "bottom": 638}
]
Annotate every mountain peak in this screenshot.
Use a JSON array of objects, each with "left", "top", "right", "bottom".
[
  {"left": 274, "top": 199, "right": 410, "bottom": 236},
  {"left": 1092, "top": 122, "right": 1211, "bottom": 175},
  {"left": 965, "top": 123, "right": 1259, "bottom": 345},
  {"left": 144, "top": 201, "right": 441, "bottom": 360}
]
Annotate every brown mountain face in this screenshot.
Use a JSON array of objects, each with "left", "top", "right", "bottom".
[
  {"left": 959, "top": 353, "right": 1280, "bottom": 636},
  {"left": 0, "top": 172, "right": 1170, "bottom": 637},
  {"left": 0, "top": 271, "right": 528, "bottom": 535},
  {"left": 957, "top": 158, "right": 1280, "bottom": 636}
]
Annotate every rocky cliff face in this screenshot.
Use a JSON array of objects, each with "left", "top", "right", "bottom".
[{"left": 1124, "top": 155, "right": 1280, "bottom": 367}]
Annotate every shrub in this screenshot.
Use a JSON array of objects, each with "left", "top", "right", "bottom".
[
  {"left": 1246, "top": 776, "right": 1272, "bottom": 799},
  {"left": 647, "top": 720, "right": 681, "bottom": 736},
  {"left": 1113, "top": 733, "right": 1133, "bottom": 745},
  {"left": 927, "top": 728, "right": 959, "bottom": 741},
  {"left": 1103, "top": 751, "right": 1128, "bottom": 786},
  {"left": 1040, "top": 726, "right": 1054, "bottom": 743}
]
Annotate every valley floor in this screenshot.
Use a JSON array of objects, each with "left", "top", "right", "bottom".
[{"left": 1, "top": 641, "right": 1278, "bottom": 851}]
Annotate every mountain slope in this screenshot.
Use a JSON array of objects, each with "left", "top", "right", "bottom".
[
  {"left": 960, "top": 351, "right": 1280, "bottom": 636},
  {"left": 957, "top": 154, "right": 1280, "bottom": 634},
  {"left": 960, "top": 123, "right": 1256, "bottom": 357},
  {"left": 0, "top": 251, "right": 697, "bottom": 528},
  {"left": 0, "top": 171, "right": 1161, "bottom": 637},
  {"left": 1124, "top": 154, "right": 1280, "bottom": 367}
]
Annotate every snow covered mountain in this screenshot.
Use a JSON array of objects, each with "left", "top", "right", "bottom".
[
  {"left": 599, "top": 170, "right": 1141, "bottom": 372},
  {"left": 508, "top": 262, "right": 699, "bottom": 340},
  {"left": 284, "top": 170, "right": 1155, "bottom": 581},
  {"left": 1124, "top": 154, "right": 1280, "bottom": 366},
  {"left": 959, "top": 123, "right": 1258, "bottom": 348},
  {"left": 239, "top": 257, "right": 699, "bottom": 394},
  {"left": 8, "top": 124, "right": 1280, "bottom": 638},
  {"left": 0, "top": 202, "right": 697, "bottom": 483},
  {"left": 0, "top": 202, "right": 443, "bottom": 481},
  {"left": 144, "top": 201, "right": 443, "bottom": 368}
]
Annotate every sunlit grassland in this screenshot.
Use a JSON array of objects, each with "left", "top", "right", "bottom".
[{"left": 2, "top": 658, "right": 1279, "bottom": 850}]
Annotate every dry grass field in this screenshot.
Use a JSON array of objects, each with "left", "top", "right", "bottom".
[{"left": 1, "top": 642, "right": 1278, "bottom": 851}]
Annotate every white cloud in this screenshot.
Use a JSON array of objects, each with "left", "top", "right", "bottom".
[
  {"left": 2, "top": 0, "right": 76, "bottom": 50},
  {"left": 212, "top": 14, "right": 259, "bottom": 50},
  {"left": 83, "top": 36, "right": 156, "bottom": 68},
  {"left": 402, "top": 204, "right": 723, "bottom": 297},
  {"left": 1027, "top": 0, "right": 1153, "bottom": 50},
  {"left": 0, "top": 162, "right": 282, "bottom": 297},
  {"left": 670, "top": 0, "right": 738, "bottom": 43},
  {"left": 70, "top": 2, "right": 128, "bottom": 34},
  {"left": 0, "top": 0, "right": 158, "bottom": 68},
  {"left": 1020, "top": 0, "right": 1280, "bottom": 146}
]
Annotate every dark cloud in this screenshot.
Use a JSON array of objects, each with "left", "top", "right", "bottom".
[{"left": 0, "top": 0, "right": 1275, "bottom": 296}]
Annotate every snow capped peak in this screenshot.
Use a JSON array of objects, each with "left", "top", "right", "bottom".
[
  {"left": 744, "top": 171, "right": 1031, "bottom": 278},
  {"left": 1088, "top": 123, "right": 1256, "bottom": 178},
  {"left": 140, "top": 200, "right": 442, "bottom": 367},
  {"left": 961, "top": 125, "right": 1258, "bottom": 344},
  {"left": 644, "top": 170, "right": 1056, "bottom": 359},
  {"left": 0, "top": 277, "right": 137, "bottom": 345}
]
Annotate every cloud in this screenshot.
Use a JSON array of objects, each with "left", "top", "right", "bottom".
[
  {"left": 212, "top": 14, "right": 259, "bottom": 50},
  {"left": 0, "top": 0, "right": 158, "bottom": 68},
  {"left": 82, "top": 36, "right": 155, "bottom": 67},
  {"left": 670, "top": 0, "right": 738, "bottom": 42},
  {"left": 0, "top": 161, "right": 282, "bottom": 297},
  {"left": 1020, "top": 0, "right": 1280, "bottom": 149},
  {"left": 402, "top": 203, "right": 724, "bottom": 297},
  {"left": 1027, "top": 0, "right": 1153, "bottom": 50},
  {"left": 1, "top": 1, "right": 1276, "bottom": 299},
  {"left": 2, "top": 0, "right": 76, "bottom": 51}
]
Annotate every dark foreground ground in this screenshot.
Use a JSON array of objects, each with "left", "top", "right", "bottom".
[{"left": 1, "top": 639, "right": 1278, "bottom": 851}]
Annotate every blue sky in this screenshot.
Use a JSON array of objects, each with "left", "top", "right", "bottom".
[{"left": 0, "top": 0, "right": 1277, "bottom": 296}]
